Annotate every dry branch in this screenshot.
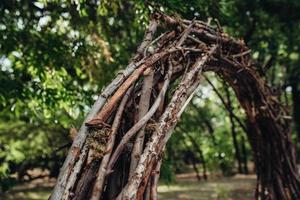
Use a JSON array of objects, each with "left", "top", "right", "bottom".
[
  {"left": 130, "top": 69, "right": 154, "bottom": 177},
  {"left": 106, "top": 63, "right": 172, "bottom": 172},
  {"left": 118, "top": 46, "right": 217, "bottom": 199},
  {"left": 86, "top": 51, "right": 169, "bottom": 127},
  {"left": 90, "top": 86, "right": 133, "bottom": 200}
]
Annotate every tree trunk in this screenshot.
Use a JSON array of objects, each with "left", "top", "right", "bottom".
[
  {"left": 241, "top": 135, "right": 249, "bottom": 174},
  {"left": 225, "top": 86, "right": 243, "bottom": 174},
  {"left": 185, "top": 132, "right": 207, "bottom": 180},
  {"left": 181, "top": 137, "right": 202, "bottom": 181}
]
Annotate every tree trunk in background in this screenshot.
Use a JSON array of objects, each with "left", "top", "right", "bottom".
[
  {"left": 229, "top": 113, "right": 243, "bottom": 174},
  {"left": 225, "top": 86, "right": 243, "bottom": 174},
  {"left": 241, "top": 135, "right": 249, "bottom": 174},
  {"left": 185, "top": 132, "right": 208, "bottom": 180},
  {"left": 205, "top": 77, "right": 249, "bottom": 174},
  {"left": 50, "top": 13, "right": 300, "bottom": 200},
  {"left": 181, "top": 134, "right": 204, "bottom": 181},
  {"left": 190, "top": 151, "right": 202, "bottom": 181}
]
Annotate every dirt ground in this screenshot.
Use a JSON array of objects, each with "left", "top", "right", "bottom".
[
  {"left": 158, "top": 173, "right": 256, "bottom": 200},
  {"left": 2, "top": 174, "right": 256, "bottom": 200}
]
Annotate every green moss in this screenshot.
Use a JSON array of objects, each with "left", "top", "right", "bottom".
[{"left": 86, "top": 127, "right": 111, "bottom": 157}]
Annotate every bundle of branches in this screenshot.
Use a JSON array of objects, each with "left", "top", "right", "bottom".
[{"left": 50, "top": 13, "right": 300, "bottom": 200}]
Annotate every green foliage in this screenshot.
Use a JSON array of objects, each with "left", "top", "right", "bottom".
[
  {"left": 0, "top": 0, "right": 153, "bottom": 191},
  {"left": 160, "top": 159, "right": 176, "bottom": 184}
]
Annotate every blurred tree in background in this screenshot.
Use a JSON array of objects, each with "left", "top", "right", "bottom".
[
  {"left": 0, "top": 0, "right": 299, "bottom": 193},
  {"left": 0, "top": 0, "right": 149, "bottom": 190}
]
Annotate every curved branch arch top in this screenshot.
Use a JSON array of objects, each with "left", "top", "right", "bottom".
[{"left": 51, "top": 13, "right": 300, "bottom": 200}]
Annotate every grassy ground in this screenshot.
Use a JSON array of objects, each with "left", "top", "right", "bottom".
[
  {"left": 2, "top": 174, "right": 256, "bottom": 200},
  {"left": 158, "top": 174, "right": 256, "bottom": 200}
]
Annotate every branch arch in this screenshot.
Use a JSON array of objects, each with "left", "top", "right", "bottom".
[{"left": 51, "top": 13, "right": 300, "bottom": 200}]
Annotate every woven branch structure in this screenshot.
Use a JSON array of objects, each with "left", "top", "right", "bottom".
[{"left": 50, "top": 13, "right": 300, "bottom": 200}]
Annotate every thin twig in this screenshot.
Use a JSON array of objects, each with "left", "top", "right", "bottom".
[
  {"left": 176, "top": 19, "right": 196, "bottom": 47},
  {"left": 203, "top": 75, "right": 248, "bottom": 133},
  {"left": 232, "top": 49, "right": 251, "bottom": 58}
]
